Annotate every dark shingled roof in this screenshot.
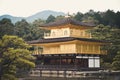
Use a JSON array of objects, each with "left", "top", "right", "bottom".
[
  {"left": 28, "top": 37, "right": 109, "bottom": 44},
  {"left": 40, "top": 18, "right": 96, "bottom": 27}
]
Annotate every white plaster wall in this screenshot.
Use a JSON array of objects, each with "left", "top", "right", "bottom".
[
  {"left": 94, "top": 58, "right": 100, "bottom": 67},
  {"left": 88, "top": 56, "right": 100, "bottom": 68},
  {"left": 89, "top": 58, "right": 94, "bottom": 68}
]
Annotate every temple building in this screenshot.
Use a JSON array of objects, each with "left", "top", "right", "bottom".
[{"left": 28, "top": 18, "right": 108, "bottom": 73}]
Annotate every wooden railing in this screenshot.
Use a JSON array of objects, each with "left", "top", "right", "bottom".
[
  {"left": 32, "top": 50, "right": 42, "bottom": 55},
  {"left": 35, "top": 65, "right": 75, "bottom": 70},
  {"left": 34, "top": 65, "right": 101, "bottom": 71},
  {"left": 44, "top": 32, "right": 51, "bottom": 37}
]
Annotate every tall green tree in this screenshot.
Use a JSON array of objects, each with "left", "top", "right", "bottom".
[
  {"left": 82, "top": 16, "right": 98, "bottom": 24},
  {"left": 74, "top": 12, "right": 83, "bottom": 21},
  {"left": 55, "top": 15, "right": 65, "bottom": 21},
  {"left": 112, "top": 51, "right": 120, "bottom": 70},
  {"left": 116, "top": 11, "right": 120, "bottom": 28},
  {"left": 102, "top": 10, "right": 116, "bottom": 26},
  {"left": 81, "top": 10, "right": 99, "bottom": 24},
  {"left": 14, "top": 19, "right": 31, "bottom": 40},
  {"left": 46, "top": 15, "right": 56, "bottom": 23},
  {"left": 29, "top": 19, "right": 46, "bottom": 40},
  {"left": 0, "top": 35, "right": 35, "bottom": 80},
  {"left": 0, "top": 18, "right": 14, "bottom": 39},
  {"left": 93, "top": 12, "right": 102, "bottom": 24}
]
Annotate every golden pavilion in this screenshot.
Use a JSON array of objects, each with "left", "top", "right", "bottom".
[{"left": 29, "top": 18, "right": 108, "bottom": 71}]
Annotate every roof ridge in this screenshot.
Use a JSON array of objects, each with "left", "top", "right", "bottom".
[
  {"left": 28, "top": 37, "right": 110, "bottom": 44},
  {"left": 40, "top": 18, "right": 96, "bottom": 27}
]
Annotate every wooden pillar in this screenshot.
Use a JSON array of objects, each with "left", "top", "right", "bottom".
[
  {"left": 74, "top": 54, "right": 77, "bottom": 70},
  {"left": 64, "top": 70, "right": 66, "bottom": 78},
  {"left": 42, "top": 55, "right": 44, "bottom": 65},
  {"left": 40, "top": 70, "right": 42, "bottom": 77},
  {"left": 59, "top": 55, "right": 61, "bottom": 68},
  {"left": 57, "top": 70, "right": 59, "bottom": 77}
]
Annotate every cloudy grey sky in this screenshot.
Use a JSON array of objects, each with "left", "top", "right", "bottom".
[{"left": 0, "top": 0, "right": 120, "bottom": 17}]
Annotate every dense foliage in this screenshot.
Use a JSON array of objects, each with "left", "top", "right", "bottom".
[
  {"left": 112, "top": 51, "right": 120, "bottom": 70},
  {"left": 74, "top": 10, "right": 120, "bottom": 28},
  {"left": 91, "top": 24, "right": 120, "bottom": 70}
]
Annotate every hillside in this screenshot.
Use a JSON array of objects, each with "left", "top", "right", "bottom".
[
  {"left": 26, "top": 10, "right": 65, "bottom": 22},
  {"left": 0, "top": 15, "right": 24, "bottom": 23},
  {"left": 0, "top": 10, "right": 65, "bottom": 23}
]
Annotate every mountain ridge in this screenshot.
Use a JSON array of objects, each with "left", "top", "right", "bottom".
[{"left": 0, "top": 10, "right": 65, "bottom": 23}]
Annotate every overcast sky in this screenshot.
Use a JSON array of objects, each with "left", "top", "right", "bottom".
[{"left": 0, "top": 0, "right": 120, "bottom": 17}]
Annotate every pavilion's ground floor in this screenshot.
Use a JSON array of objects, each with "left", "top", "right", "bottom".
[{"left": 34, "top": 54, "right": 100, "bottom": 71}]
